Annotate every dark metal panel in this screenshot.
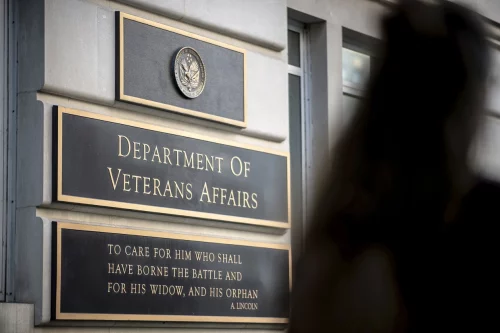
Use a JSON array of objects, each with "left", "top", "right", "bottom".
[
  {"left": 54, "top": 222, "right": 290, "bottom": 323},
  {"left": 55, "top": 106, "right": 290, "bottom": 228},
  {"left": 117, "top": 12, "right": 247, "bottom": 127}
]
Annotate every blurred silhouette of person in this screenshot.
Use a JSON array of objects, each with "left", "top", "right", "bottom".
[{"left": 289, "top": 1, "right": 496, "bottom": 332}]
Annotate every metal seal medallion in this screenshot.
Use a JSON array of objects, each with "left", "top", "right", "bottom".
[{"left": 174, "top": 47, "right": 206, "bottom": 99}]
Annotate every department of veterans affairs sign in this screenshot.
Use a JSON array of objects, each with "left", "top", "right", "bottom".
[{"left": 55, "top": 106, "right": 290, "bottom": 228}]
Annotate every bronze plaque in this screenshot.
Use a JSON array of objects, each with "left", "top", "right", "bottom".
[
  {"left": 55, "top": 106, "right": 290, "bottom": 228},
  {"left": 116, "top": 12, "right": 246, "bottom": 127},
  {"left": 54, "top": 222, "right": 291, "bottom": 323}
]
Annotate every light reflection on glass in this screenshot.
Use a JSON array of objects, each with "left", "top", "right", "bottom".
[{"left": 342, "top": 48, "right": 370, "bottom": 89}]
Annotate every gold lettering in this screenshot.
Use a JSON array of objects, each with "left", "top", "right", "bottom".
[
  {"left": 244, "top": 161, "right": 250, "bottom": 177},
  {"left": 123, "top": 246, "right": 149, "bottom": 257},
  {"left": 212, "top": 187, "right": 220, "bottom": 203},
  {"left": 186, "top": 183, "right": 193, "bottom": 200},
  {"left": 174, "top": 182, "right": 184, "bottom": 199},
  {"left": 107, "top": 167, "right": 121, "bottom": 190},
  {"left": 123, "top": 173, "right": 131, "bottom": 192},
  {"left": 153, "top": 178, "right": 162, "bottom": 196},
  {"left": 143, "top": 177, "right": 151, "bottom": 194},
  {"left": 220, "top": 188, "right": 227, "bottom": 205},
  {"left": 205, "top": 155, "right": 214, "bottom": 172},
  {"left": 174, "top": 250, "right": 192, "bottom": 261},
  {"left": 153, "top": 247, "right": 171, "bottom": 259},
  {"left": 196, "top": 153, "right": 204, "bottom": 170},
  {"left": 243, "top": 192, "right": 250, "bottom": 208},
  {"left": 230, "top": 156, "right": 243, "bottom": 176},
  {"left": 152, "top": 146, "right": 161, "bottom": 163},
  {"left": 184, "top": 151, "right": 194, "bottom": 168},
  {"left": 173, "top": 149, "right": 182, "bottom": 166},
  {"left": 163, "top": 181, "right": 173, "bottom": 197},
  {"left": 132, "top": 175, "right": 142, "bottom": 193},
  {"left": 228, "top": 191, "right": 236, "bottom": 206},
  {"left": 188, "top": 286, "right": 206, "bottom": 297},
  {"left": 130, "top": 283, "right": 146, "bottom": 294},
  {"left": 133, "top": 142, "right": 141, "bottom": 159},
  {"left": 251, "top": 193, "right": 258, "bottom": 209},
  {"left": 230, "top": 302, "right": 258, "bottom": 310},
  {"left": 108, "top": 244, "right": 121, "bottom": 255},
  {"left": 143, "top": 143, "right": 151, "bottom": 161},
  {"left": 163, "top": 147, "right": 172, "bottom": 165},
  {"left": 215, "top": 157, "right": 223, "bottom": 173},
  {"left": 118, "top": 135, "right": 131, "bottom": 157},
  {"left": 200, "top": 182, "right": 211, "bottom": 203},
  {"left": 210, "top": 287, "right": 223, "bottom": 297},
  {"left": 108, "top": 282, "right": 127, "bottom": 293},
  {"left": 225, "top": 271, "right": 243, "bottom": 281}
]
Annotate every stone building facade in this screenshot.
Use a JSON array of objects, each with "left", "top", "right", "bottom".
[{"left": 1, "top": 0, "right": 500, "bottom": 332}]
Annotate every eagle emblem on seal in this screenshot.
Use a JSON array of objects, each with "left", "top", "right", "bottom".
[{"left": 174, "top": 47, "right": 206, "bottom": 99}]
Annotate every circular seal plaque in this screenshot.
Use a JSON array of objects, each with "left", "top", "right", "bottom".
[{"left": 174, "top": 47, "right": 206, "bottom": 99}]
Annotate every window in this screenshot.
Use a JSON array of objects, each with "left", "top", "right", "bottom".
[
  {"left": 342, "top": 47, "right": 371, "bottom": 125},
  {"left": 342, "top": 47, "right": 371, "bottom": 96},
  {"left": 342, "top": 28, "right": 380, "bottom": 125},
  {"left": 288, "top": 20, "right": 308, "bottom": 256},
  {"left": 0, "top": 0, "right": 8, "bottom": 301},
  {"left": 0, "top": 0, "right": 16, "bottom": 302},
  {"left": 486, "top": 44, "right": 500, "bottom": 114},
  {"left": 0, "top": 0, "right": 6, "bottom": 302}
]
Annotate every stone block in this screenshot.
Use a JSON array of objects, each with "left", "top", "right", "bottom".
[
  {"left": 14, "top": 211, "right": 51, "bottom": 325},
  {"left": 118, "top": 0, "right": 287, "bottom": 50},
  {"left": 245, "top": 51, "right": 288, "bottom": 142},
  {"left": 16, "top": 94, "right": 45, "bottom": 208},
  {"left": 117, "top": 0, "right": 184, "bottom": 20},
  {"left": 184, "top": 0, "right": 286, "bottom": 50},
  {"left": 44, "top": 0, "right": 115, "bottom": 103}
]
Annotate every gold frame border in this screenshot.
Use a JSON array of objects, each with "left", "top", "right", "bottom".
[
  {"left": 57, "top": 106, "right": 291, "bottom": 229},
  {"left": 117, "top": 12, "right": 247, "bottom": 128},
  {"left": 55, "top": 222, "right": 291, "bottom": 323}
]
